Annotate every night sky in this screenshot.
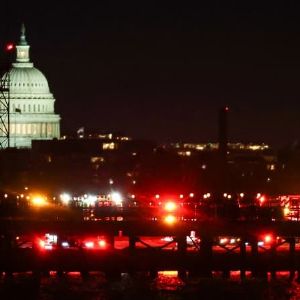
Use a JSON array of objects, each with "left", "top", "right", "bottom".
[{"left": 2, "top": 1, "right": 300, "bottom": 149}]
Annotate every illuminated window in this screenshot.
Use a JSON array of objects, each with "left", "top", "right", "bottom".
[
  {"left": 267, "top": 164, "right": 275, "bottom": 171},
  {"left": 22, "top": 124, "right": 26, "bottom": 134},
  {"left": 42, "top": 123, "right": 46, "bottom": 136},
  {"left": 27, "top": 123, "right": 31, "bottom": 134},
  {"left": 102, "top": 142, "right": 116, "bottom": 150},
  {"left": 177, "top": 151, "right": 191, "bottom": 156},
  {"left": 18, "top": 49, "right": 26, "bottom": 58},
  {"left": 47, "top": 123, "right": 52, "bottom": 136},
  {"left": 16, "top": 124, "right": 20, "bottom": 134},
  {"left": 10, "top": 124, "right": 15, "bottom": 134},
  {"left": 32, "top": 123, "right": 37, "bottom": 135},
  {"left": 91, "top": 157, "right": 105, "bottom": 164}
]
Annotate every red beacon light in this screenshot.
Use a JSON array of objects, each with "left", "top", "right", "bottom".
[
  {"left": 258, "top": 234, "right": 274, "bottom": 246},
  {"left": 38, "top": 238, "right": 53, "bottom": 250},
  {"left": 257, "top": 195, "right": 266, "bottom": 206},
  {"left": 39, "top": 239, "right": 45, "bottom": 249},
  {"left": 264, "top": 234, "right": 273, "bottom": 244},
  {"left": 164, "top": 201, "right": 177, "bottom": 212},
  {"left": 5, "top": 43, "right": 14, "bottom": 52},
  {"left": 36, "top": 233, "right": 56, "bottom": 250},
  {"left": 84, "top": 241, "right": 95, "bottom": 249},
  {"left": 84, "top": 237, "right": 107, "bottom": 249},
  {"left": 98, "top": 239, "right": 106, "bottom": 248},
  {"left": 164, "top": 214, "right": 177, "bottom": 225}
]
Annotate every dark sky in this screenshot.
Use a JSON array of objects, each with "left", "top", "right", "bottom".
[{"left": 2, "top": 1, "right": 300, "bottom": 148}]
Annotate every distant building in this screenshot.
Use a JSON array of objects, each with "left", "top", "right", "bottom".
[
  {"left": 31, "top": 135, "right": 157, "bottom": 193},
  {"left": 0, "top": 24, "right": 60, "bottom": 148},
  {"left": 167, "top": 142, "right": 270, "bottom": 155}
]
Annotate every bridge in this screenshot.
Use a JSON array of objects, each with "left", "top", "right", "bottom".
[{"left": 1, "top": 219, "right": 300, "bottom": 281}]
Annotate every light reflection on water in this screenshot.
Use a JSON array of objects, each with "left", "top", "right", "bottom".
[
  {"left": 0, "top": 271, "right": 300, "bottom": 299},
  {"left": 156, "top": 271, "right": 185, "bottom": 291}
]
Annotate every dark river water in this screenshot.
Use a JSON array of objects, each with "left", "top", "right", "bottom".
[{"left": 0, "top": 271, "right": 299, "bottom": 299}]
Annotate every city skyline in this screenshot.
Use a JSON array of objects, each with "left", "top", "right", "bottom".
[{"left": 2, "top": 2, "right": 300, "bottom": 148}]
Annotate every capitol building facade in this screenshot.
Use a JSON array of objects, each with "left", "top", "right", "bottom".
[{"left": 0, "top": 24, "right": 60, "bottom": 148}]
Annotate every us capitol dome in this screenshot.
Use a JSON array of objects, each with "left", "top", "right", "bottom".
[{"left": 0, "top": 24, "right": 60, "bottom": 148}]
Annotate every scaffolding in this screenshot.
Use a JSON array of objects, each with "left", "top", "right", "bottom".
[{"left": 0, "top": 68, "right": 10, "bottom": 148}]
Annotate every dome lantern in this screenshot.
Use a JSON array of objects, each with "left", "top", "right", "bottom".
[{"left": 15, "top": 23, "right": 30, "bottom": 64}]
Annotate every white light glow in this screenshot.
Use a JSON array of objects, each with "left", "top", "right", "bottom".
[
  {"left": 111, "top": 192, "right": 123, "bottom": 206},
  {"left": 60, "top": 193, "right": 72, "bottom": 205},
  {"left": 61, "top": 242, "right": 69, "bottom": 248},
  {"left": 85, "top": 241, "right": 94, "bottom": 248},
  {"left": 83, "top": 195, "right": 97, "bottom": 206}
]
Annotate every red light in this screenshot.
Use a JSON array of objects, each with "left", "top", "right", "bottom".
[
  {"left": 258, "top": 195, "right": 266, "bottom": 206},
  {"left": 38, "top": 238, "right": 54, "bottom": 250},
  {"left": 98, "top": 240, "right": 106, "bottom": 248},
  {"left": 164, "top": 201, "right": 177, "bottom": 212},
  {"left": 264, "top": 234, "right": 273, "bottom": 244},
  {"left": 84, "top": 241, "right": 94, "bottom": 248},
  {"left": 220, "top": 238, "right": 228, "bottom": 245},
  {"left": 5, "top": 43, "right": 14, "bottom": 52},
  {"left": 39, "top": 240, "right": 45, "bottom": 248},
  {"left": 164, "top": 215, "right": 177, "bottom": 225}
]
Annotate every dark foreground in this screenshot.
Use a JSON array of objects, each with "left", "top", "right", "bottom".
[{"left": 0, "top": 271, "right": 298, "bottom": 300}]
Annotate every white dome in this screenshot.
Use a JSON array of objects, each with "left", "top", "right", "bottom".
[
  {"left": 0, "top": 24, "right": 60, "bottom": 149},
  {"left": 7, "top": 66, "right": 50, "bottom": 94}
]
